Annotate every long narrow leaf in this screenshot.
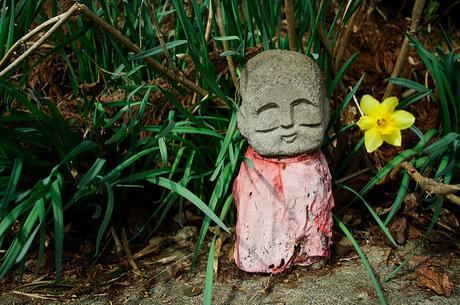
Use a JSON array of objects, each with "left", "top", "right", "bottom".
[
  {"left": 147, "top": 177, "right": 229, "bottom": 233},
  {"left": 50, "top": 179, "right": 64, "bottom": 278},
  {"left": 334, "top": 215, "right": 387, "bottom": 305}
]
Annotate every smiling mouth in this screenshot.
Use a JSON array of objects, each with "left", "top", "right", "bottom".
[{"left": 281, "top": 132, "right": 298, "bottom": 143}]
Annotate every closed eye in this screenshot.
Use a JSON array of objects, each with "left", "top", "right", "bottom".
[
  {"left": 256, "top": 103, "right": 279, "bottom": 114},
  {"left": 291, "top": 98, "right": 321, "bottom": 126},
  {"left": 255, "top": 126, "right": 279, "bottom": 132},
  {"left": 299, "top": 122, "right": 321, "bottom": 127},
  {"left": 291, "top": 98, "right": 314, "bottom": 107}
]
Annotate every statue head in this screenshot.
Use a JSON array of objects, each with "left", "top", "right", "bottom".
[{"left": 238, "top": 50, "right": 330, "bottom": 157}]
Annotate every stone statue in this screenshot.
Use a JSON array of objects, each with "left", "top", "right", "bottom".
[{"left": 233, "top": 50, "right": 334, "bottom": 273}]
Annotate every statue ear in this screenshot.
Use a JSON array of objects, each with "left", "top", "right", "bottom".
[
  {"left": 237, "top": 106, "right": 250, "bottom": 139},
  {"left": 239, "top": 67, "right": 248, "bottom": 98},
  {"left": 323, "top": 97, "right": 331, "bottom": 128},
  {"left": 238, "top": 67, "right": 250, "bottom": 139}
]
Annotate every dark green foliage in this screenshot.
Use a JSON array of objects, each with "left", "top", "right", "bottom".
[{"left": 0, "top": 2, "right": 457, "bottom": 305}]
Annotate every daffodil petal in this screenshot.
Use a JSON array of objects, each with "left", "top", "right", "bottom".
[
  {"left": 381, "top": 97, "right": 398, "bottom": 114},
  {"left": 392, "top": 110, "right": 415, "bottom": 129},
  {"left": 364, "top": 127, "right": 383, "bottom": 153},
  {"left": 382, "top": 130, "right": 402, "bottom": 146},
  {"left": 360, "top": 95, "right": 381, "bottom": 117},
  {"left": 357, "top": 116, "right": 377, "bottom": 130}
]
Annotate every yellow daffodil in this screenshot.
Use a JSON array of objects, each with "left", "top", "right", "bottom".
[{"left": 357, "top": 95, "right": 415, "bottom": 153}]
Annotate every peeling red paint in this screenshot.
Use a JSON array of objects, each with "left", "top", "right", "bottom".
[
  {"left": 272, "top": 164, "right": 284, "bottom": 200},
  {"left": 233, "top": 147, "right": 334, "bottom": 273}
]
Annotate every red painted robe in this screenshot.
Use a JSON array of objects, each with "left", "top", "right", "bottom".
[{"left": 233, "top": 147, "right": 334, "bottom": 273}]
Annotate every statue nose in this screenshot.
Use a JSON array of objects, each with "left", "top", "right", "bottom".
[{"left": 280, "top": 114, "right": 294, "bottom": 129}]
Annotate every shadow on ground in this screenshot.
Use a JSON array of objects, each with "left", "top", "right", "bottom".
[{"left": 1, "top": 242, "right": 459, "bottom": 305}]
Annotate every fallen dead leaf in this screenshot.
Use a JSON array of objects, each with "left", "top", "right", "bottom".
[
  {"left": 416, "top": 267, "right": 452, "bottom": 297},
  {"left": 183, "top": 285, "right": 202, "bottom": 297},
  {"left": 407, "top": 224, "right": 423, "bottom": 240},
  {"left": 209, "top": 226, "right": 230, "bottom": 273},
  {"left": 342, "top": 213, "right": 362, "bottom": 227},
  {"left": 172, "top": 226, "right": 197, "bottom": 243},
  {"left": 133, "top": 237, "right": 168, "bottom": 260},
  {"left": 390, "top": 217, "right": 407, "bottom": 244},
  {"left": 408, "top": 256, "right": 428, "bottom": 269}
]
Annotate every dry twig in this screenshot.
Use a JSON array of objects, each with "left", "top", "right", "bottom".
[
  {"left": 335, "top": 167, "right": 370, "bottom": 184},
  {"left": 0, "top": 4, "right": 80, "bottom": 76},
  {"left": 146, "top": 0, "right": 176, "bottom": 70},
  {"left": 77, "top": 4, "right": 208, "bottom": 97},
  {"left": 0, "top": 3, "right": 210, "bottom": 100},
  {"left": 204, "top": 1, "right": 214, "bottom": 42},
  {"left": 11, "top": 291, "right": 58, "bottom": 301},
  {"left": 401, "top": 161, "right": 460, "bottom": 206},
  {"left": 334, "top": 4, "right": 359, "bottom": 72},
  {"left": 383, "top": 0, "right": 426, "bottom": 99},
  {"left": 215, "top": 0, "right": 239, "bottom": 90},
  {"left": 121, "top": 228, "right": 142, "bottom": 276},
  {"left": 0, "top": 14, "right": 63, "bottom": 68},
  {"left": 284, "top": 0, "right": 296, "bottom": 51}
]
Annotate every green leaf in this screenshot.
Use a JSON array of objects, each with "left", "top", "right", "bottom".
[
  {"left": 424, "top": 132, "right": 459, "bottom": 157},
  {"left": 105, "top": 124, "right": 128, "bottom": 144},
  {"left": 215, "top": 109, "right": 237, "bottom": 166},
  {"left": 147, "top": 177, "right": 229, "bottom": 233},
  {"left": 398, "top": 89, "right": 433, "bottom": 109},
  {"left": 116, "top": 168, "right": 170, "bottom": 184},
  {"left": 129, "top": 40, "right": 188, "bottom": 60},
  {"left": 95, "top": 182, "right": 114, "bottom": 256},
  {"left": 328, "top": 74, "right": 364, "bottom": 129},
  {"left": 142, "top": 125, "right": 224, "bottom": 139},
  {"left": 1, "top": 158, "right": 23, "bottom": 218},
  {"left": 359, "top": 149, "right": 416, "bottom": 196},
  {"left": 203, "top": 236, "right": 216, "bottom": 305},
  {"left": 102, "top": 146, "right": 158, "bottom": 183},
  {"left": 337, "top": 184, "right": 397, "bottom": 247},
  {"left": 50, "top": 179, "right": 64, "bottom": 278},
  {"left": 384, "top": 171, "right": 410, "bottom": 226},
  {"left": 334, "top": 215, "right": 387, "bottom": 305},
  {"left": 389, "top": 78, "right": 433, "bottom": 97},
  {"left": 194, "top": 162, "right": 234, "bottom": 264},
  {"left": 328, "top": 52, "right": 359, "bottom": 97},
  {"left": 49, "top": 141, "right": 98, "bottom": 179},
  {"left": 0, "top": 199, "right": 43, "bottom": 278},
  {"left": 384, "top": 199, "right": 442, "bottom": 282},
  {"left": 219, "top": 51, "right": 241, "bottom": 57},
  {"left": 213, "top": 35, "right": 240, "bottom": 41},
  {"left": 159, "top": 137, "right": 168, "bottom": 166},
  {"left": 77, "top": 158, "right": 106, "bottom": 190}
]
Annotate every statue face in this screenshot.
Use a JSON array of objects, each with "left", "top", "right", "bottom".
[{"left": 238, "top": 50, "right": 329, "bottom": 157}]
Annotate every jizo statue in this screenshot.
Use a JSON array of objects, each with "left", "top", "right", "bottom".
[{"left": 233, "top": 50, "right": 334, "bottom": 273}]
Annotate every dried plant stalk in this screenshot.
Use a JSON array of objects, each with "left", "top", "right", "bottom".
[
  {"left": 401, "top": 161, "right": 460, "bottom": 206},
  {"left": 215, "top": 0, "right": 239, "bottom": 90},
  {"left": 146, "top": 0, "right": 176, "bottom": 70},
  {"left": 334, "top": 7, "right": 358, "bottom": 72},
  {"left": 0, "top": 4, "right": 79, "bottom": 76},
  {"left": 0, "top": 3, "right": 209, "bottom": 99},
  {"left": 284, "top": 0, "right": 296, "bottom": 51},
  {"left": 383, "top": 0, "right": 426, "bottom": 99}
]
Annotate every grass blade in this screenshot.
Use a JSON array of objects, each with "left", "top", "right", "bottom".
[
  {"left": 95, "top": 182, "right": 114, "bottom": 256},
  {"left": 337, "top": 184, "right": 397, "bottom": 247},
  {"left": 328, "top": 74, "right": 364, "bottom": 129},
  {"left": 328, "top": 52, "right": 359, "bottom": 97},
  {"left": 384, "top": 171, "right": 409, "bottom": 226},
  {"left": 147, "top": 177, "right": 229, "bottom": 233},
  {"left": 1, "top": 158, "right": 23, "bottom": 218},
  {"left": 50, "top": 178, "right": 64, "bottom": 278},
  {"left": 334, "top": 215, "right": 387, "bottom": 305},
  {"left": 203, "top": 236, "right": 216, "bottom": 305}
]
